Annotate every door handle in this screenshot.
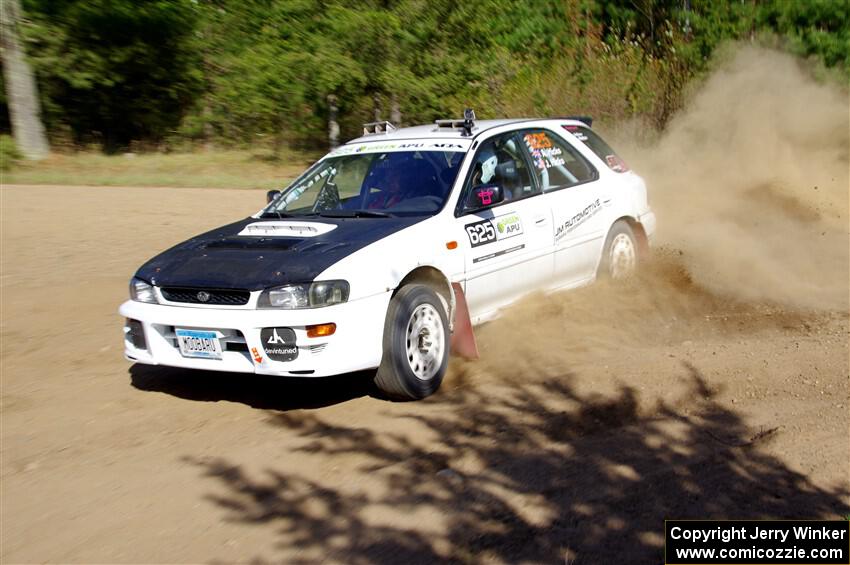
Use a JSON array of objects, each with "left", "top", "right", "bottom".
[{"left": 534, "top": 215, "right": 548, "bottom": 225}]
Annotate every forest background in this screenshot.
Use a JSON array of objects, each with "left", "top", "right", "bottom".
[{"left": 1, "top": 0, "right": 847, "bottom": 186}]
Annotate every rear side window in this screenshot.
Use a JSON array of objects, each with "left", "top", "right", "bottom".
[
  {"left": 520, "top": 129, "right": 597, "bottom": 192},
  {"left": 562, "top": 125, "right": 630, "bottom": 173}
]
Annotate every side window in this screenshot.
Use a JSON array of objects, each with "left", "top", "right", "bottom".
[
  {"left": 562, "top": 125, "right": 630, "bottom": 173},
  {"left": 520, "top": 129, "right": 597, "bottom": 191},
  {"left": 458, "top": 132, "right": 537, "bottom": 214}
]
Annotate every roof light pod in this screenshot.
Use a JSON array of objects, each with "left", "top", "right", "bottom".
[{"left": 362, "top": 121, "right": 397, "bottom": 136}]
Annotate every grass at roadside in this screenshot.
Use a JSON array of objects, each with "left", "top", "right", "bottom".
[{"left": 1, "top": 149, "right": 318, "bottom": 189}]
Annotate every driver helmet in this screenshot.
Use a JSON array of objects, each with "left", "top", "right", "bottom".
[{"left": 478, "top": 147, "right": 498, "bottom": 184}]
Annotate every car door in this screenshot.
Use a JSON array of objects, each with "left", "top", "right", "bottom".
[
  {"left": 518, "top": 128, "right": 609, "bottom": 288},
  {"left": 455, "top": 131, "right": 554, "bottom": 321}
]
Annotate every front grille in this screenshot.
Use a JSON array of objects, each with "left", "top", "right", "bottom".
[{"left": 161, "top": 287, "right": 250, "bottom": 306}]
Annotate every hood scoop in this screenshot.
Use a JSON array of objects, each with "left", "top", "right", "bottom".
[{"left": 238, "top": 221, "right": 338, "bottom": 238}]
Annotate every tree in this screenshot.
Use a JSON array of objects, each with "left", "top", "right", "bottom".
[
  {"left": 21, "top": 0, "right": 203, "bottom": 152},
  {"left": 1, "top": 0, "right": 49, "bottom": 159}
]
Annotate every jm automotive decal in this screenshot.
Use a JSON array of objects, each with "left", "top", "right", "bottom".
[
  {"left": 555, "top": 199, "right": 601, "bottom": 242},
  {"left": 465, "top": 212, "right": 523, "bottom": 248}
]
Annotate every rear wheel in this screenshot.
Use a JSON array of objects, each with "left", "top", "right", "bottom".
[
  {"left": 374, "top": 284, "right": 449, "bottom": 400},
  {"left": 598, "top": 220, "right": 639, "bottom": 280}
]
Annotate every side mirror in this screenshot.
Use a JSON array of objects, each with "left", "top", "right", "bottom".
[
  {"left": 466, "top": 184, "right": 503, "bottom": 211},
  {"left": 266, "top": 189, "right": 281, "bottom": 204}
]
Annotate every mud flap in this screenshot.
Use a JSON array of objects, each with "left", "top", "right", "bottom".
[{"left": 450, "top": 282, "right": 479, "bottom": 359}]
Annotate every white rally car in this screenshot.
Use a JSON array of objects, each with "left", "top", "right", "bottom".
[{"left": 120, "top": 113, "right": 656, "bottom": 399}]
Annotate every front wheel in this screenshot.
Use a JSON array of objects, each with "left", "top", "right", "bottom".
[
  {"left": 598, "top": 220, "right": 639, "bottom": 280},
  {"left": 374, "top": 284, "right": 449, "bottom": 400}
]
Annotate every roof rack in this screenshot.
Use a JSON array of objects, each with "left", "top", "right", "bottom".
[
  {"left": 362, "top": 121, "right": 397, "bottom": 136},
  {"left": 434, "top": 108, "right": 476, "bottom": 136}
]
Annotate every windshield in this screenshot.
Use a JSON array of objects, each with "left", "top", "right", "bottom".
[{"left": 263, "top": 150, "right": 465, "bottom": 218}]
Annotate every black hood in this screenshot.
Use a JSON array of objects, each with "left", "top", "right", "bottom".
[{"left": 135, "top": 216, "right": 425, "bottom": 290}]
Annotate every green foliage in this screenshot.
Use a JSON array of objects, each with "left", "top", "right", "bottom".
[
  {"left": 758, "top": 0, "right": 850, "bottom": 73},
  {"left": 200, "top": 0, "right": 370, "bottom": 148},
  {"left": 2, "top": 0, "right": 848, "bottom": 152},
  {"left": 0, "top": 135, "right": 23, "bottom": 171},
  {"left": 20, "top": 0, "right": 203, "bottom": 152}
]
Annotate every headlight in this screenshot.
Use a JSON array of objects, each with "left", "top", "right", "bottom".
[
  {"left": 129, "top": 277, "right": 158, "bottom": 304},
  {"left": 258, "top": 280, "right": 349, "bottom": 309}
]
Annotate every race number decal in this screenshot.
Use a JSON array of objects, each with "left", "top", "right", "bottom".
[
  {"left": 465, "top": 213, "right": 523, "bottom": 248},
  {"left": 465, "top": 219, "right": 497, "bottom": 248}
]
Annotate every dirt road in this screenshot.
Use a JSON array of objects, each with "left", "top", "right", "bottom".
[{"left": 1, "top": 183, "right": 847, "bottom": 564}]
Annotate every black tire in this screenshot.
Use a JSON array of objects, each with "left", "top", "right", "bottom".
[
  {"left": 374, "top": 284, "right": 449, "bottom": 400},
  {"left": 597, "top": 220, "right": 639, "bottom": 280}
]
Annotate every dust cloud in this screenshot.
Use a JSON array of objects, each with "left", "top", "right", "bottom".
[
  {"left": 621, "top": 45, "right": 849, "bottom": 311},
  {"left": 455, "top": 46, "right": 849, "bottom": 383}
]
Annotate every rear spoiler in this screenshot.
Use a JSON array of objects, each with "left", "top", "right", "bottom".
[{"left": 561, "top": 115, "right": 593, "bottom": 127}]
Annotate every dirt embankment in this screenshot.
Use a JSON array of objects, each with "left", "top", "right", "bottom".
[{"left": 1, "top": 46, "right": 848, "bottom": 564}]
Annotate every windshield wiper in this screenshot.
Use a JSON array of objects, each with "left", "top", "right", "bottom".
[{"left": 317, "top": 209, "right": 393, "bottom": 218}]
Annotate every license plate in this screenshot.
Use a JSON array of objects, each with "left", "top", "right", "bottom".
[{"left": 175, "top": 328, "right": 222, "bottom": 360}]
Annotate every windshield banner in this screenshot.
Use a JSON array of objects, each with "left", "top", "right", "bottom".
[{"left": 328, "top": 140, "right": 469, "bottom": 157}]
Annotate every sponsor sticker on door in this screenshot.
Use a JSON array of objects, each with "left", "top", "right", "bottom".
[
  {"left": 464, "top": 212, "right": 523, "bottom": 247},
  {"left": 494, "top": 213, "right": 522, "bottom": 238},
  {"left": 554, "top": 199, "right": 601, "bottom": 242}
]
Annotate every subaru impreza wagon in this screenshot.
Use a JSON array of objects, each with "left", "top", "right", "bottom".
[{"left": 120, "top": 112, "right": 656, "bottom": 399}]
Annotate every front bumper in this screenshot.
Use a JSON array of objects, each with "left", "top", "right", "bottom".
[{"left": 119, "top": 291, "right": 392, "bottom": 377}]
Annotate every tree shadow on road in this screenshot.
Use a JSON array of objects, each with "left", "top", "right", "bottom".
[
  {"left": 185, "top": 361, "right": 849, "bottom": 564},
  {"left": 129, "top": 364, "right": 376, "bottom": 411}
]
